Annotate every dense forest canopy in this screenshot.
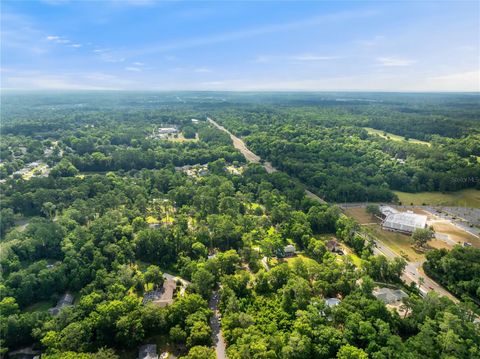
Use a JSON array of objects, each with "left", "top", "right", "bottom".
[{"left": 0, "top": 91, "right": 479, "bottom": 359}]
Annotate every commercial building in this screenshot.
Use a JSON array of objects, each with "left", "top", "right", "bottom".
[{"left": 382, "top": 211, "right": 427, "bottom": 234}]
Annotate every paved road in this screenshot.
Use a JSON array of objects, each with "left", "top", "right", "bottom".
[
  {"left": 209, "top": 290, "right": 227, "bottom": 359},
  {"left": 207, "top": 117, "right": 325, "bottom": 203},
  {"left": 208, "top": 117, "right": 457, "bottom": 301},
  {"left": 372, "top": 239, "right": 458, "bottom": 302}
]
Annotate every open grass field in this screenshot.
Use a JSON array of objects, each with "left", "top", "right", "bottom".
[
  {"left": 364, "top": 127, "right": 430, "bottom": 146},
  {"left": 344, "top": 207, "right": 380, "bottom": 225},
  {"left": 166, "top": 132, "right": 199, "bottom": 142},
  {"left": 282, "top": 254, "right": 319, "bottom": 268},
  {"left": 394, "top": 188, "right": 480, "bottom": 208}
]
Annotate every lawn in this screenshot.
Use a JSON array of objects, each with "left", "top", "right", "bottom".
[
  {"left": 24, "top": 300, "right": 53, "bottom": 313},
  {"left": 394, "top": 188, "right": 480, "bottom": 208},
  {"left": 364, "top": 127, "right": 430, "bottom": 146}
]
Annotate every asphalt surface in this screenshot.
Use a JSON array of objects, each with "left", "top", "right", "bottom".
[
  {"left": 209, "top": 290, "right": 227, "bottom": 359},
  {"left": 373, "top": 240, "right": 458, "bottom": 302},
  {"left": 207, "top": 117, "right": 325, "bottom": 203}
]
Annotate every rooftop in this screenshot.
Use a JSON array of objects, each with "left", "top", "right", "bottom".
[
  {"left": 325, "top": 298, "right": 341, "bottom": 307},
  {"left": 382, "top": 212, "right": 427, "bottom": 233},
  {"left": 373, "top": 287, "right": 408, "bottom": 304},
  {"left": 138, "top": 344, "right": 158, "bottom": 359}
]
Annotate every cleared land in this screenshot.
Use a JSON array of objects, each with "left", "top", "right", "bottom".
[
  {"left": 394, "top": 189, "right": 480, "bottom": 208},
  {"left": 364, "top": 224, "right": 424, "bottom": 262},
  {"left": 364, "top": 127, "right": 431, "bottom": 146},
  {"left": 344, "top": 207, "right": 380, "bottom": 225},
  {"left": 429, "top": 220, "right": 480, "bottom": 248},
  {"left": 346, "top": 205, "right": 477, "bottom": 261}
]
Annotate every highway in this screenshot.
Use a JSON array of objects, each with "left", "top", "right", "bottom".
[
  {"left": 207, "top": 117, "right": 325, "bottom": 202},
  {"left": 208, "top": 116, "right": 457, "bottom": 302}
]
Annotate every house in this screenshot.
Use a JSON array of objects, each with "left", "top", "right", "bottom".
[
  {"left": 157, "top": 127, "right": 178, "bottom": 135},
  {"left": 382, "top": 212, "right": 427, "bottom": 234},
  {"left": 138, "top": 344, "right": 158, "bottom": 359},
  {"left": 191, "top": 118, "right": 200, "bottom": 123},
  {"left": 284, "top": 244, "right": 296, "bottom": 257},
  {"left": 325, "top": 298, "right": 341, "bottom": 308},
  {"left": 373, "top": 287, "right": 408, "bottom": 304},
  {"left": 48, "top": 293, "right": 74, "bottom": 316},
  {"left": 326, "top": 239, "right": 339, "bottom": 252},
  {"left": 142, "top": 279, "right": 176, "bottom": 307}
]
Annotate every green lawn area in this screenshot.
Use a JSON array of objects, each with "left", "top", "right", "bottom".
[
  {"left": 364, "top": 127, "right": 431, "bottom": 146},
  {"left": 365, "top": 224, "right": 424, "bottom": 262},
  {"left": 24, "top": 300, "right": 53, "bottom": 313},
  {"left": 283, "top": 254, "right": 318, "bottom": 267},
  {"left": 394, "top": 188, "right": 480, "bottom": 208}
]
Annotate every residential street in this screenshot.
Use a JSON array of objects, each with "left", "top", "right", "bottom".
[{"left": 209, "top": 290, "right": 227, "bottom": 359}]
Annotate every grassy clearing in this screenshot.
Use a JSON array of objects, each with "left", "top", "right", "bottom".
[
  {"left": 364, "top": 127, "right": 430, "bottom": 146},
  {"left": 365, "top": 224, "right": 425, "bottom": 262},
  {"left": 166, "top": 133, "right": 198, "bottom": 143},
  {"left": 344, "top": 207, "right": 380, "bottom": 225},
  {"left": 24, "top": 300, "right": 53, "bottom": 313},
  {"left": 282, "top": 254, "right": 318, "bottom": 268},
  {"left": 394, "top": 189, "right": 480, "bottom": 208}
]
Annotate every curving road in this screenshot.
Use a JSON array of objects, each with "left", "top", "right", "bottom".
[{"left": 372, "top": 240, "right": 458, "bottom": 302}]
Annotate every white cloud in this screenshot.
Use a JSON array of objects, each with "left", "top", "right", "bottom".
[
  {"left": 125, "top": 66, "right": 141, "bottom": 72},
  {"left": 125, "top": 9, "right": 378, "bottom": 57},
  {"left": 194, "top": 67, "right": 212, "bottom": 73},
  {"left": 376, "top": 56, "right": 415, "bottom": 67},
  {"left": 290, "top": 54, "right": 339, "bottom": 61},
  {"left": 46, "top": 35, "right": 71, "bottom": 44},
  {"left": 71, "top": 44, "right": 82, "bottom": 48},
  {"left": 132, "top": 62, "right": 145, "bottom": 66},
  {"left": 253, "top": 54, "right": 338, "bottom": 64},
  {"left": 93, "top": 49, "right": 125, "bottom": 63}
]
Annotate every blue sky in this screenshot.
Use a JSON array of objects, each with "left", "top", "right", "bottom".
[{"left": 1, "top": 0, "right": 479, "bottom": 91}]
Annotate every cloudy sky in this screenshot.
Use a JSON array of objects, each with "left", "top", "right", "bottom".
[{"left": 1, "top": 0, "right": 479, "bottom": 91}]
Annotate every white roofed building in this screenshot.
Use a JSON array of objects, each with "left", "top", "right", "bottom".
[
  {"left": 382, "top": 212, "right": 427, "bottom": 234},
  {"left": 379, "top": 205, "right": 399, "bottom": 217}
]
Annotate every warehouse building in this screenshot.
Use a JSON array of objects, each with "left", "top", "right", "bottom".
[{"left": 382, "top": 211, "right": 427, "bottom": 234}]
